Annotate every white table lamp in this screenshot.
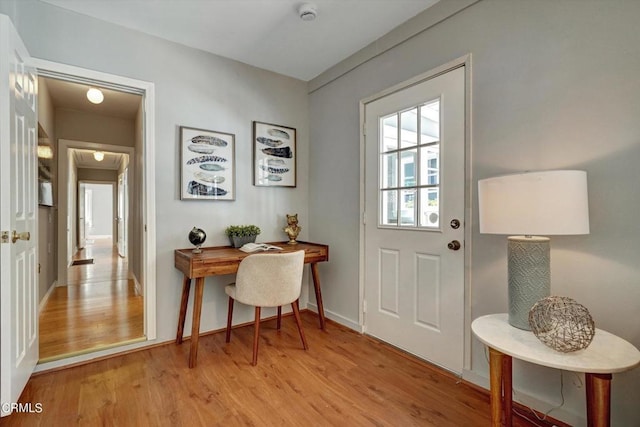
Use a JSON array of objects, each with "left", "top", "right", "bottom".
[{"left": 478, "top": 170, "right": 589, "bottom": 330}]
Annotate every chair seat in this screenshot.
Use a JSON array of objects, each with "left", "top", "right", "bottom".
[{"left": 224, "top": 284, "right": 236, "bottom": 300}]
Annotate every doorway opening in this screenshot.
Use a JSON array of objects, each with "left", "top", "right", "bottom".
[{"left": 34, "top": 62, "right": 156, "bottom": 365}]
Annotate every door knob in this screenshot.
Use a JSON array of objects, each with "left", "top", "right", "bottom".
[
  {"left": 12, "top": 231, "right": 30, "bottom": 244},
  {"left": 447, "top": 240, "right": 461, "bottom": 251}
]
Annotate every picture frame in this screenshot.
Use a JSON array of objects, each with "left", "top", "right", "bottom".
[
  {"left": 180, "top": 126, "right": 235, "bottom": 200},
  {"left": 252, "top": 121, "right": 296, "bottom": 187}
]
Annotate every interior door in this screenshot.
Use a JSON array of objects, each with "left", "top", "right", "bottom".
[
  {"left": 0, "top": 14, "right": 38, "bottom": 416},
  {"left": 78, "top": 181, "right": 86, "bottom": 249},
  {"left": 117, "top": 170, "right": 128, "bottom": 258},
  {"left": 364, "top": 66, "right": 465, "bottom": 373}
]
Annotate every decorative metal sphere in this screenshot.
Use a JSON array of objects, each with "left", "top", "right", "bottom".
[
  {"left": 188, "top": 227, "right": 206, "bottom": 246},
  {"left": 528, "top": 296, "right": 595, "bottom": 353}
]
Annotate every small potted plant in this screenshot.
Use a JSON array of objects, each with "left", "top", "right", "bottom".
[{"left": 225, "top": 224, "right": 261, "bottom": 248}]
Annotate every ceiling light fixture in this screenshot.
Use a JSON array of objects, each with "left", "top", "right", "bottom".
[
  {"left": 298, "top": 3, "right": 317, "bottom": 21},
  {"left": 37, "top": 145, "right": 53, "bottom": 159},
  {"left": 86, "top": 88, "right": 104, "bottom": 104},
  {"left": 93, "top": 151, "right": 105, "bottom": 161}
]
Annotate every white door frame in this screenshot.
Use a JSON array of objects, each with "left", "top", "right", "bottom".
[
  {"left": 358, "top": 54, "right": 473, "bottom": 370},
  {"left": 30, "top": 58, "right": 157, "bottom": 344}
]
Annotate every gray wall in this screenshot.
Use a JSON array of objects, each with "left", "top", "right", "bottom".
[
  {"left": 0, "top": 0, "right": 310, "bottom": 347},
  {"left": 36, "top": 77, "right": 57, "bottom": 302},
  {"left": 56, "top": 108, "right": 135, "bottom": 147},
  {"left": 309, "top": 0, "right": 640, "bottom": 425}
]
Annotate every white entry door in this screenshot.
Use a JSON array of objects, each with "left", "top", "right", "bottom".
[
  {"left": 0, "top": 15, "right": 39, "bottom": 416},
  {"left": 364, "top": 66, "right": 465, "bottom": 373}
]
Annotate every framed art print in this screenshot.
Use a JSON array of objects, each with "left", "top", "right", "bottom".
[
  {"left": 180, "top": 126, "right": 235, "bottom": 200},
  {"left": 253, "top": 121, "right": 296, "bottom": 187}
]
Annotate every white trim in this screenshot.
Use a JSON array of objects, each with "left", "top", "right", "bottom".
[
  {"left": 38, "top": 280, "right": 57, "bottom": 312},
  {"left": 29, "top": 58, "right": 157, "bottom": 357},
  {"left": 358, "top": 54, "right": 472, "bottom": 368},
  {"left": 306, "top": 303, "right": 363, "bottom": 333}
]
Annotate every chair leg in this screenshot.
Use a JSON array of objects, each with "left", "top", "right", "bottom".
[
  {"left": 291, "top": 299, "right": 308, "bottom": 350},
  {"left": 277, "top": 306, "right": 282, "bottom": 330},
  {"left": 252, "top": 306, "right": 261, "bottom": 366},
  {"left": 225, "top": 297, "right": 234, "bottom": 343}
]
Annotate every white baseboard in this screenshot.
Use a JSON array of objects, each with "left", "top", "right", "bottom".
[
  {"left": 38, "top": 280, "right": 57, "bottom": 312},
  {"left": 306, "top": 302, "right": 362, "bottom": 332},
  {"left": 462, "top": 369, "right": 583, "bottom": 426}
]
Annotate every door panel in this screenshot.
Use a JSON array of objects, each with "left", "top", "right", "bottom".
[
  {"left": 78, "top": 181, "right": 86, "bottom": 249},
  {"left": 364, "top": 66, "right": 465, "bottom": 373},
  {"left": 416, "top": 253, "right": 440, "bottom": 329},
  {"left": 117, "top": 170, "right": 128, "bottom": 258},
  {"left": 1, "top": 14, "right": 38, "bottom": 416}
]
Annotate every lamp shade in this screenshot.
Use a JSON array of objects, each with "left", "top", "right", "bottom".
[{"left": 478, "top": 170, "right": 589, "bottom": 236}]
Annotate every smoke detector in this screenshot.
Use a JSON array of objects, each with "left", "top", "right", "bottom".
[{"left": 298, "top": 3, "right": 317, "bottom": 21}]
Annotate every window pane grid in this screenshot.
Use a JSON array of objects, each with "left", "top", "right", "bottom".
[{"left": 378, "top": 98, "right": 441, "bottom": 229}]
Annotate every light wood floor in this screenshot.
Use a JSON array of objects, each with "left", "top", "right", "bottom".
[
  {"left": 38, "top": 237, "right": 144, "bottom": 362},
  {"left": 8, "top": 312, "right": 561, "bottom": 426}
]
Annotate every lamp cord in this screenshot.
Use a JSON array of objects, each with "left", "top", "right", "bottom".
[{"left": 482, "top": 347, "right": 579, "bottom": 425}]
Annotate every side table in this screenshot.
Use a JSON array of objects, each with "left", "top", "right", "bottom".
[{"left": 472, "top": 313, "right": 640, "bottom": 427}]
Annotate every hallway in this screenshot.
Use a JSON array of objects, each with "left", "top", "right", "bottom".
[{"left": 38, "top": 237, "right": 144, "bottom": 362}]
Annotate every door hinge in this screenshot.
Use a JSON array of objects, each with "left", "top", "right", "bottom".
[
  {"left": 1, "top": 231, "right": 9, "bottom": 244},
  {"left": 362, "top": 121, "right": 366, "bottom": 136},
  {"left": 363, "top": 300, "right": 367, "bottom": 313},
  {"left": 362, "top": 211, "right": 366, "bottom": 225}
]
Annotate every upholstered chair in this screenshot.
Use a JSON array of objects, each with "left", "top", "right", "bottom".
[{"left": 225, "top": 251, "right": 308, "bottom": 365}]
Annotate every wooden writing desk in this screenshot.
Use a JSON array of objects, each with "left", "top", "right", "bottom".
[
  {"left": 174, "top": 241, "right": 329, "bottom": 368},
  {"left": 472, "top": 314, "right": 640, "bottom": 427}
]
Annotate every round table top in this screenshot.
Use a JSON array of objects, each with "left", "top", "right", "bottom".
[{"left": 472, "top": 314, "right": 640, "bottom": 374}]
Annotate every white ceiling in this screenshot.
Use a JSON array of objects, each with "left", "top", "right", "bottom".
[
  {"left": 43, "top": 77, "right": 142, "bottom": 119},
  {"left": 39, "top": 0, "right": 440, "bottom": 81}
]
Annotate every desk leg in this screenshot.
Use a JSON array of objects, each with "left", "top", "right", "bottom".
[
  {"left": 188, "top": 277, "right": 205, "bottom": 369},
  {"left": 310, "top": 263, "right": 326, "bottom": 330},
  {"left": 488, "top": 347, "right": 512, "bottom": 427},
  {"left": 176, "top": 276, "right": 192, "bottom": 344},
  {"left": 585, "top": 372, "right": 612, "bottom": 427}
]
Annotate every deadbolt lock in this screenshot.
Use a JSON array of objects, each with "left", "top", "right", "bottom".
[{"left": 450, "top": 219, "right": 461, "bottom": 229}]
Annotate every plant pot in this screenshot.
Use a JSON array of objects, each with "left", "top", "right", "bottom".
[{"left": 229, "top": 235, "right": 257, "bottom": 248}]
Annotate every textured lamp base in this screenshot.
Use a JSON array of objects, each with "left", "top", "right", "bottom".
[{"left": 507, "top": 236, "right": 550, "bottom": 330}]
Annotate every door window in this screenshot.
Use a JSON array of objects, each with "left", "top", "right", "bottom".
[{"left": 379, "top": 99, "right": 440, "bottom": 228}]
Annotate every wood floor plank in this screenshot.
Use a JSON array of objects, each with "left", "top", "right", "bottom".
[
  {"left": 4, "top": 312, "right": 565, "bottom": 426},
  {"left": 38, "top": 237, "right": 144, "bottom": 362}
]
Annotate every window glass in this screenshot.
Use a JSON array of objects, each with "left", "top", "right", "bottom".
[
  {"left": 400, "top": 108, "right": 418, "bottom": 149},
  {"left": 380, "top": 189, "right": 398, "bottom": 226},
  {"left": 381, "top": 153, "right": 397, "bottom": 189},
  {"left": 378, "top": 99, "right": 441, "bottom": 229},
  {"left": 381, "top": 114, "right": 398, "bottom": 152}
]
